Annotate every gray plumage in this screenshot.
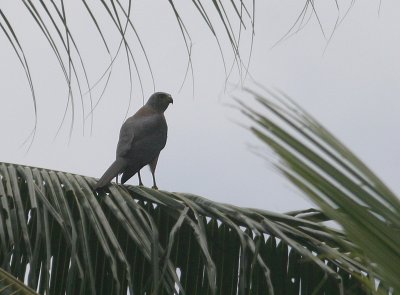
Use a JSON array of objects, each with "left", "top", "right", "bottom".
[{"left": 94, "top": 92, "right": 173, "bottom": 189}]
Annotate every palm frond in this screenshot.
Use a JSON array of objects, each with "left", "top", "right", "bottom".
[
  {"left": 1, "top": 0, "right": 349, "bottom": 136},
  {"left": 0, "top": 161, "right": 383, "bottom": 294},
  {"left": 0, "top": 1, "right": 253, "bottom": 134},
  {"left": 240, "top": 87, "right": 400, "bottom": 293},
  {"left": 0, "top": 267, "right": 38, "bottom": 295}
]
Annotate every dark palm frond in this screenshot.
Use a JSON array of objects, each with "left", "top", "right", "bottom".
[
  {"left": 0, "top": 162, "right": 384, "bottom": 295},
  {"left": 240, "top": 87, "right": 400, "bottom": 293}
]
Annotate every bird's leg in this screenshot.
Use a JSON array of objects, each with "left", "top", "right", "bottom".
[
  {"left": 116, "top": 174, "right": 119, "bottom": 184},
  {"left": 151, "top": 173, "right": 157, "bottom": 190},
  {"left": 149, "top": 156, "right": 159, "bottom": 190},
  {"left": 138, "top": 170, "right": 143, "bottom": 186}
]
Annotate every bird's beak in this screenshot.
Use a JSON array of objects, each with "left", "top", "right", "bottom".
[{"left": 168, "top": 96, "right": 173, "bottom": 104}]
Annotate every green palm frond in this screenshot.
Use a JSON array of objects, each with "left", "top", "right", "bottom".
[
  {"left": 0, "top": 267, "right": 38, "bottom": 295},
  {"left": 240, "top": 87, "right": 400, "bottom": 293},
  {"left": 0, "top": 161, "right": 382, "bottom": 295}
]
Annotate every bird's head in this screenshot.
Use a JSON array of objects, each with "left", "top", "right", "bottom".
[{"left": 146, "top": 92, "right": 173, "bottom": 113}]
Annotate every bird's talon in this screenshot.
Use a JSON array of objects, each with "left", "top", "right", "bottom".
[{"left": 152, "top": 185, "right": 158, "bottom": 190}]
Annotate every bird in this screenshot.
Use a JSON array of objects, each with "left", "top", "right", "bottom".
[{"left": 94, "top": 92, "right": 173, "bottom": 190}]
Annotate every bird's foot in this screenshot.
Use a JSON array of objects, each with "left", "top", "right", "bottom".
[
  {"left": 94, "top": 186, "right": 108, "bottom": 196},
  {"left": 152, "top": 185, "right": 158, "bottom": 190},
  {"left": 138, "top": 182, "right": 144, "bottom": 187}
]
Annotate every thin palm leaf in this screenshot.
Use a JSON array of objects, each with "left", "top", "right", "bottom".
[
  {"left": 240, "top": 87, "right": 400, "bottom": 293},
  {"left": 0, "top": 0, "right": 346, "bottom": 137}
]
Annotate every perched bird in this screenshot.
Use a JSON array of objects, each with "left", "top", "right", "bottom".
[{"left": 94, "top": 92, "right": 173, "bottom": 190}]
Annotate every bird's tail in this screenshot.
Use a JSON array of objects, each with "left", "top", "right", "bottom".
[{"left": 94, "top": 159, "right": 127, "bottom": 189}]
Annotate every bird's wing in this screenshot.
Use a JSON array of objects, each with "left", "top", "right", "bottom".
[
  {"left": 116, "top": 119, "right": 135, "bottom": 157},
  {"left": 116, "top": 106, "right": 151, "bottom": 157},
  {"left": 116, "top": 107, "right": 164, "bottom": 158}
]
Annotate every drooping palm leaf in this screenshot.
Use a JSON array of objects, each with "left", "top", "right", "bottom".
[
  {"left": 1, "top": 0, "right": 349, "bottom": 137},
  {"left": 0, "top": 161, "right": 384, "bottom": 294},
  {"left": 0, "top": 1, "right": 253, "bottom": 133},
  {"left": 240, "top": 87, "right": 400, "bottom": 293}
]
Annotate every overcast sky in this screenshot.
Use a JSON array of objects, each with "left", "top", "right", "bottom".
[{"left": 1, "top": 0, "right": 399, "bottom": 213}]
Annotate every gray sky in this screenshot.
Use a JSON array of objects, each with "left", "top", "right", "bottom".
[{"left": 0, "top": 0, "right": 399, "bottom": 213}]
